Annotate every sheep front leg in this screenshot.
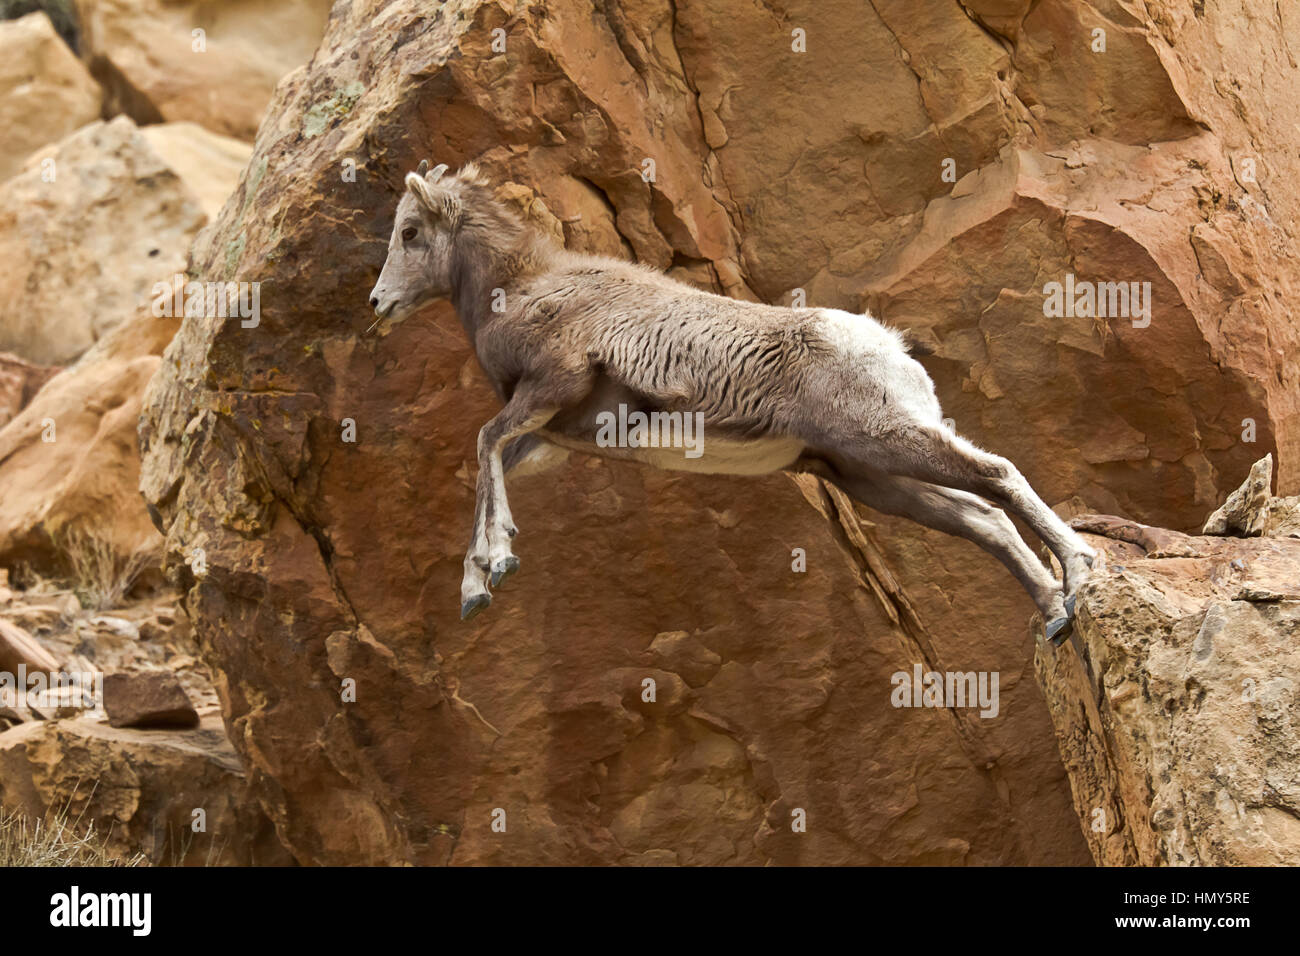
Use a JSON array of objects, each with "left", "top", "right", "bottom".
[
  {"left": 460, "top": 391, "right": 558, "bottom": 621},
  {"left": 461, "top": 492, "right": 492, "bottom": 619}
]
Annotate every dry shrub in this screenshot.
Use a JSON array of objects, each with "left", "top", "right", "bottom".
[
  {"left": 0, "top": 805, "right": 144, "bottom": 867},
  {"left": 54, "top": 524, "right": 158, "bottom": 611}
]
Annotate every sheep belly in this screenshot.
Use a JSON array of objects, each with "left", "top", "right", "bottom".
[{"left": 540, "top": 430, "right": 805, "bottom": 476}]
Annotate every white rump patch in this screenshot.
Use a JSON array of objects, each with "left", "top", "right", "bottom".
[{"left": 817, "top": 308, "right": 909, "bottom": 355}]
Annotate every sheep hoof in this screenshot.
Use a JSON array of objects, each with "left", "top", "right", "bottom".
[
  {"left": 1045, "top": 615, "right": 1073, "bottom": 646},
  {"left": 1064, "top": 594, "right": 1077, "bottom": 618},
  {"left": 461, "top": 593, "right": 491, "bottom": 621},
  {"left": 489, "top": 555, "right": 520, "bottom": 587}
]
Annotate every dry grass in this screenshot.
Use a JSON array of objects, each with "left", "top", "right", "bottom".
[
  {"left": 0, "top": 806, "right": 143, "bottom": 867},
  {"left": 54, "top": 525, "right": 158, "bottom": 612}
]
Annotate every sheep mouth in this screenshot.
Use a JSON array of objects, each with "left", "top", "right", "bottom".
[
  {"left": 366, "top": 292, "right": 442, "bottom": 333},
  {"left": 366, "top": 299, "right": 400, "bottom": 333}
]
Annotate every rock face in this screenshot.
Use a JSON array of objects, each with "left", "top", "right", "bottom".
[
  {"left": 0, "top": 12, "right": 101, "bottom": 182},
  {"left": 138, "top": 0, "right": 1298, "bottom": 864},
  {"left": 0, "top": 116, "right": 204, "bottom": 365},
  {"left": 0, "top": 715, "right": 293, "bottom": 865},
  {"left": 1036, "top": 511, "right": 1300, "bottom": 865},
  {"left": 74, "top": 0, "right": 333, "bottom": 140}
]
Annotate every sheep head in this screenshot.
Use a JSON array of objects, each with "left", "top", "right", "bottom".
[{"left": 368, "top": 160, "right": 482, "bottom": 323}]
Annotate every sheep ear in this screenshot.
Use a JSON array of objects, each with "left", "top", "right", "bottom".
[
  {"left": 428, "top": 163, "right": 449, "bottom": 182},
  {"left": 405, "top": 172, "right": 462, "bottom": 226},
  {"left": 405, "top": 172, "right": 441, "bottom": 217},
  {"left": 416, "top": 159, "right": 430, "bottom": 176}
]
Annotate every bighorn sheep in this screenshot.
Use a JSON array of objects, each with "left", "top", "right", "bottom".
[{"left": 369, "top": 162, "right": 1095, "bottom": 642}]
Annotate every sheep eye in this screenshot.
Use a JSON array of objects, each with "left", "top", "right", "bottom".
[{"left": 401, "top": 226, "right": 417, "bottom": 241}]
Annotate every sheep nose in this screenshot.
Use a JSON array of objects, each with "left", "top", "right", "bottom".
[{"left": 369, "top": 295, "right": 379, "bottom": 308}]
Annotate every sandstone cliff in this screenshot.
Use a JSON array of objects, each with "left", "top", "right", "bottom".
[{"left": 132, "top": 0, "right": 1298, "bottom": 864}]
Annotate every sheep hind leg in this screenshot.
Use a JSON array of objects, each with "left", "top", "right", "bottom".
[
  {"left": 822, "top": 464, "right": 1069, "bottom": 633},
  {"left": 862, "top": 424, "right": 1096, "bottom": 614}
]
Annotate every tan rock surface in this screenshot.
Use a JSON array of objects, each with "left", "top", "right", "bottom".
[
  {"left": 0, "top": 352, "right": 58, "bottom": 429},
  {"left": 1203, "top": 454, "right": 1300, "bottom": 539},
  {"left": 0, "top": 308, "right": 175, "bottom": 573},
  {"left": 0, "top": 116, "right": 204, "bottom": 365},
  {"left": 139, "top": 122, "right": 253, "bottom": 220},
  {"left": 0, "top": 12, "right": 101, "bottom": 182},
  {"left": 0, "top": 715, "right": 293, "bottom": 864},
  {"left": 0, "top": 617, "right": 61, "bottom": 673},
  {"left": 1036, "top": 518, "right": 1300, "bottom": 865},
  {"left": 74, "top": 0, "right": 333, "bottom": 139}
]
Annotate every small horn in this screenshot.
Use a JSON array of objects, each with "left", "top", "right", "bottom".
[
  {"left": 416, "top": 159, "right": 430, "bottom": 175},
  {"left": 429, "top": 163, "right": 449, "bottom": 181}
]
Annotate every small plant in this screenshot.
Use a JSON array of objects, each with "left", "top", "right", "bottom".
[
  {"left": 54, "top": 524, "right": 158, "bottom": 611},
  {"left": 0, "top": 806, "right": 143, "bottom": 867}
]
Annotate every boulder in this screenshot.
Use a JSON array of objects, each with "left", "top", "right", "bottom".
[
  {"left": 0, "top": 715, "right": 294, "bottom": 865},
  {"left": 1203, "top": 454, "right": 1300, "bottom": 539},
  {"left": 0, "top": 1, "right": 83, "bottom": 51},
  {"left": 0, "top": 116, "right": 204, "bottom": 365},
  {"left": 0, "top": 308, "right": 176, "bottom": 574},
  {"left": 0, "top": 115, "right": 249, "bottom": 574},
  {"left": 103, "top": 669, "right": 198, "bottom": 728},
  {"left": 139, "top": 122, "right": 254, "bottom": 221},
  {"left": 1036, "top": 517, "right": 1300, "bottom": 865},
  {"left": 74, "top": 0, "right": 332, "bottom": 139},
  {"left": 0, "top": 11, "right": 101, "bottom": 182}
]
